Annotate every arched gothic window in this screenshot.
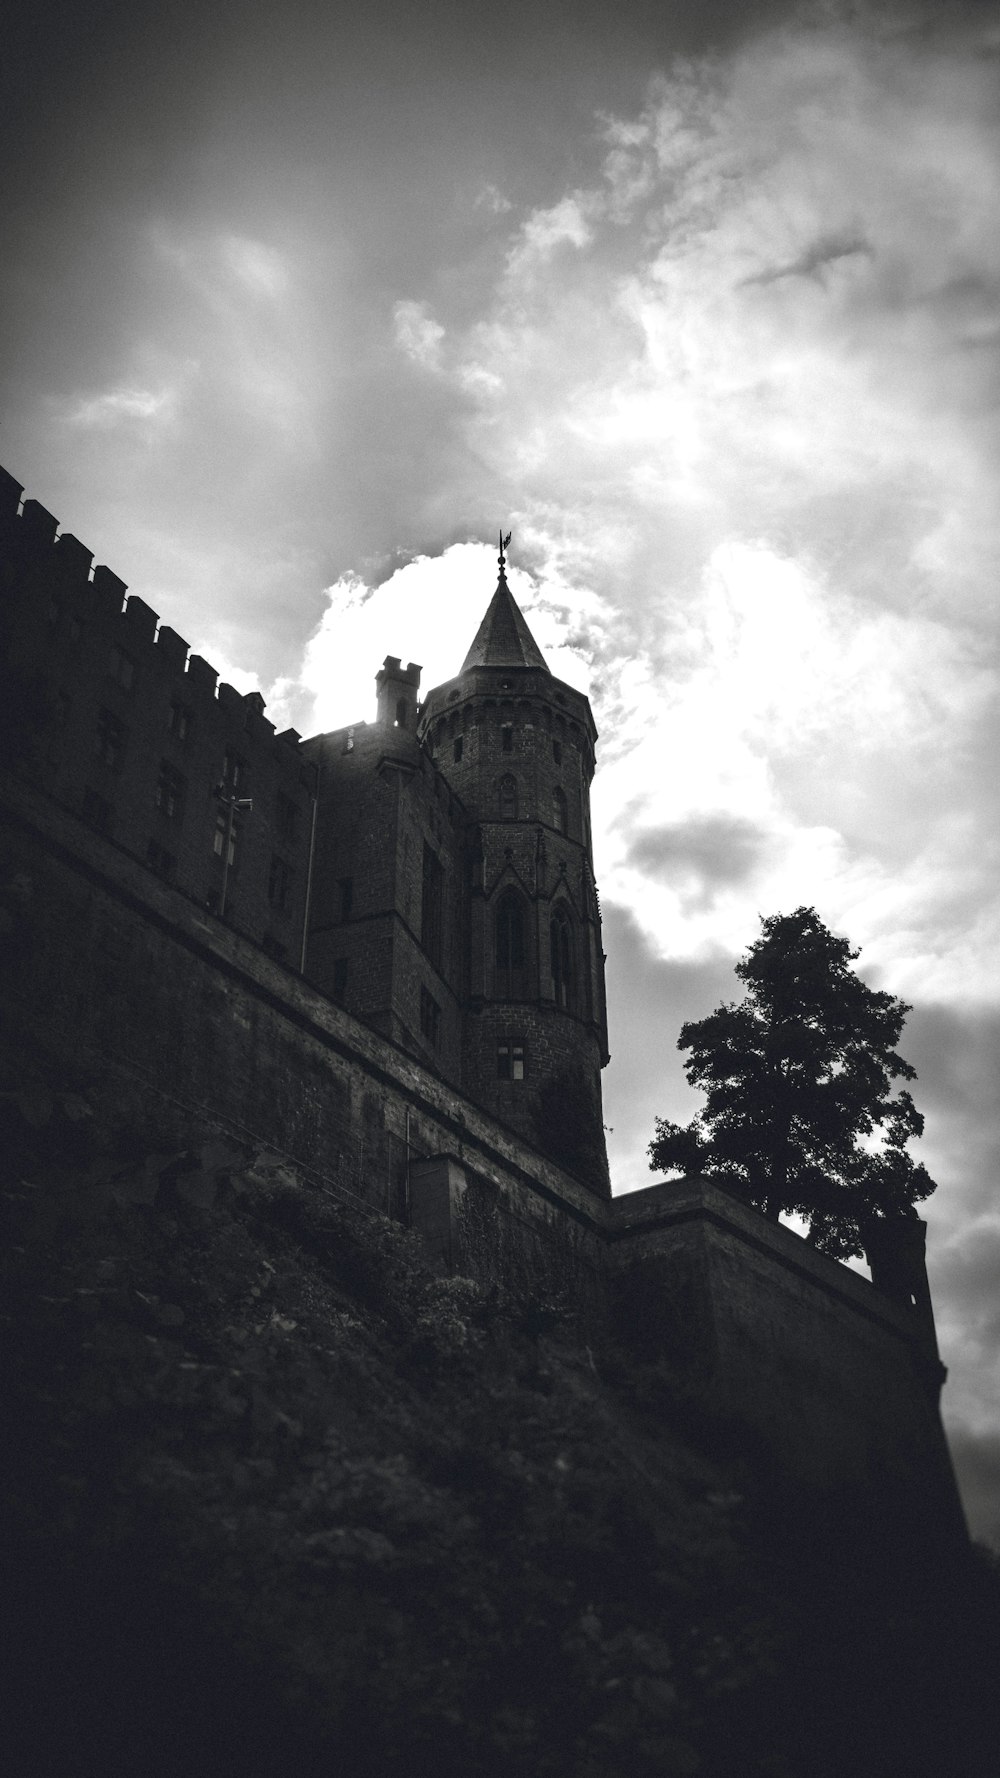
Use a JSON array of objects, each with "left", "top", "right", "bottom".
[
  {"left": 495, "top": 890, "right": 527, "bottom": 999},
  {"left": 498, "top": 774, "right": 517, "bottom": 820},
  {"left": 553, "top": 786, "right": 567, "bottom": 835},
  {"left": 550, "top": 904, "right": 573, "bottom": 1010}
]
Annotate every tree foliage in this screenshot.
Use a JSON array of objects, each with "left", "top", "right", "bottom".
[{"left": 648, "top": 907, "right": 936, "bottom": 1259}]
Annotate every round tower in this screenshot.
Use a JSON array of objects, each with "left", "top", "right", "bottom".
[{"left": 418, "top": 539, "right": 610, "bottom": 1195}]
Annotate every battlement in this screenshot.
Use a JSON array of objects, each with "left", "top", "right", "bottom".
[
  {"left": 0, "top": 467, "right": 317, "bottom": 965},
  {"left": 380, "top": 655, "right": 422, "bottom": 685},
  {"left": 0, "top": 466, "right": 310, "bottom": 777}
]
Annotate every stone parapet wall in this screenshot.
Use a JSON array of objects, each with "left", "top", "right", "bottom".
[{"left": 610, "top": 1178, "right": 965, "bottom": 1542}]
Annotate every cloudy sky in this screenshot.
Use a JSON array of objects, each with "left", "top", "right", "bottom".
[{"left": 3, "top": 0, "right": 998, "bottom": 1541}]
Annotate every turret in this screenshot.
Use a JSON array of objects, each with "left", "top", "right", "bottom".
[
  {"left": 418, "top": 536, "right": 610, "bottom": 1195},
  {"left": 375, "top": 656, "right": 421, "bottom": 730}
]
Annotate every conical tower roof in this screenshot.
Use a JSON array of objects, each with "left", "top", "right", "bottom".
[{"left": 460, "top": 544, "right": 550, "bottom": 674}]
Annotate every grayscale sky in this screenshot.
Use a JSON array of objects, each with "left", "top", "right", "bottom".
[{"left": 2, "top": 0, "right": 998, "bottom": 1542}]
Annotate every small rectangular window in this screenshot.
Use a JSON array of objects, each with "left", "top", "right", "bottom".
[
  {"left": 213, "top": 810, "right": 236, "bottom": 865},
  {"left": 453, "top": 735, "right": 463, "bottom": 762},
  {"left": 339, "top": 876, "right": 354, "bottom": 920},
  {"left": 421, "top": 843, "right": 443, "bottom": 969},
  {"left": 222, "top": 748, "right": 245, "bottom": 792},
  {"left": 109, "top": 644, "right": 135, "bottom": 690},
  {"left": 155, "top": 761, "right": 185, "bottom": 820},
  {"left": 497, "top": 1040, "right": 526, "bottom": 1081},
  {"left": 268, "top": 854, "right": 291, "bottom": 911},
  {"left": 169, "top": 700, "right": 191, "bottom": 741},
  {"left": 501, "top": 725, "right": 513, "bottom": 753},
  {"left": 420, "top": 985, "right": 441, "bottom": 1048},
  {"left": 276, "top": 791, "right": 298, "bottom": 842},
  {"left": 552, "top": 740, "right": 562, "bottom": 764},
  {"left": 95, "top": 708, "right": 126, "bottom": 770}
]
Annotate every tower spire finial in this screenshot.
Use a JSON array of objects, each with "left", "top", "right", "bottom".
[{"left": 498, "top": 529, "right": 511, "bottom": 579}]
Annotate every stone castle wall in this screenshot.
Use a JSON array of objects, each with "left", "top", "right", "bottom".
[
  {"left": 0, "top": 465, "right": 967, "bottom": 1544},
  {"left": 0, "top": 467, "right": 316, "bottom": 967},
  {"left": 303, "top": 719, "right": 468, "bottom": 1081},
  {"left": 610, "top": 1181, "right": 966, "bottom": 1540},
  {"left": 1, "top": 772, "right": 607, "bottom": 1314},
  {"left": 1, "top": 769, "right": 966, "bottom": 1541}
]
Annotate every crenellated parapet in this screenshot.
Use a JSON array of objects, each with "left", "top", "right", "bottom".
[{"left": 0, "top": 467, "right": 317, "bottom": 966}]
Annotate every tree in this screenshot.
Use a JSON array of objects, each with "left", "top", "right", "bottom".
[{"left": 648, "top": 907, "right": 936, "bottom": 1259}]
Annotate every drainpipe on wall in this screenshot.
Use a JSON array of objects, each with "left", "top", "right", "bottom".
[
  {"left": 404, "top": 1107, "right": 411, "bottom": 1223},
  {"left": 299, "top": 768, "right": 319, "bottom": 975}
]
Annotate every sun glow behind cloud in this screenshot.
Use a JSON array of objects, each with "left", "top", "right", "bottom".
[
  {"left": 354, "top": 19, "right": 1000, "bottom": 1002},
  {"left": 265, "top": 13, "right": 1000, "bottom": 1009}
]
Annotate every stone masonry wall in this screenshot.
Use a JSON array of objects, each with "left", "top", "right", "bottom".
[
  {"left": 302, "top": 721, "right": 466, "bottom": 1082},
  {"left": 0, "top": 768, "right": 966, "bottom": 1541},
  {"left": 0, "top": 467, "right": 316, "bottom": 966},
  {"left": 1, "top": 771, "right": 606, "bottom": 1304},
  {"left": 610, "top": 1180, "right": 966, "bottom": 1542}
]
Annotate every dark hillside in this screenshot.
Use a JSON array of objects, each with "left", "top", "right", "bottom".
[{"left": 2, "top": 1085, "right": 998, "bottom": 1778}]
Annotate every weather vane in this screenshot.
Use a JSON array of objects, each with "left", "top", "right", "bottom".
[{"left": 498, "top": 529, "right": 512, "bottom": 571}]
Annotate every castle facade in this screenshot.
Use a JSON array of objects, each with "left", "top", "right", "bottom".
[
  {"left": 0, "top": 473, "right": 609, "bottom": 1190},
  {"left": 303, "top": 546, "right": 610, "bottom": 1191},
  {"left": 0, "top": 465, "right": 966, "bottom": 1544}
]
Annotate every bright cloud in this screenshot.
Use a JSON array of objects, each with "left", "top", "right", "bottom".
[
  {"left": 393, "top": 300, "right": 446, "bottom": 371},
  {"left": 63, "top": 386, "right": 174, "bottom": 428},
  {"left": 399, "top": 20, "right": 1000, "bottom": 999},
  {"left": 222, "top": 235, "right": 290, "bottom": 298},
  {"left": 506, "top": 195, "right": 598, "bottom": 280},
  {"left": 288, "top": 543, "right": 592, "bottom": 737}
]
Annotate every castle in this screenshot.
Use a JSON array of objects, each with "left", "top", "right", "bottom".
[
  {"left": 301, "top": 541, "right": 610, "bottom": 1194},
  {"left": 0, "top": 466, "right": 966, "bottom": 1542}
]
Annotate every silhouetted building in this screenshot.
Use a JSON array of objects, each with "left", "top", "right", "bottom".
[
  {"left": 302, "top": 544, "right": 610, "bottom": 1191},
  {"left": 0, "top": 466, "right": 315, "bottom": 968},
  {"left": 0, "top": 465, "right": 966, "bottom": 1544}
]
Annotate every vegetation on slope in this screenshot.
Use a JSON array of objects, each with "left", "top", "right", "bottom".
[{"left": 2, "top": 1083, "right": 998, "bottom": 1778}]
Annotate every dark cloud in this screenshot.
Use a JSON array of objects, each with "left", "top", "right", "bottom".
[
  {"left": 898, "top": 1004, "right": 1000, "bottom": 1228},
  {"left": 625, "top": 815, "right": 765, "bottom": 900},
  {"left": 602, "top": 899, "right": 738, "bottom": 1190},
  {"left": 741, "top": 233, "right": 872, "bottom": 287}
]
